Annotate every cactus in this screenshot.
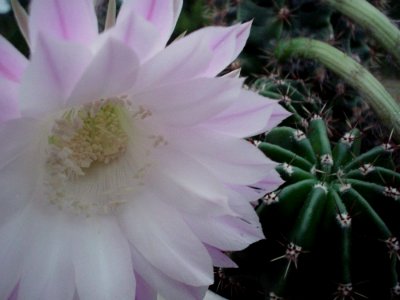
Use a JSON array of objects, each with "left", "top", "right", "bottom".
[
  {"left": 214, "top": 119, "right": 400, "bottom": 299},
  {"left": 206, "top": 0, "right": 377, "bottom": 76},
  {"left": 206, "top": 0, "right": 400, "bottom": 145}
]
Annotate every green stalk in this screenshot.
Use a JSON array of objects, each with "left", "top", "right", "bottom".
[
  {"left": 275, "top": 38, "right": 400, "bottom": 140},
  {"left": 323, "top": 0, "right": 400, "bottom": 64}
]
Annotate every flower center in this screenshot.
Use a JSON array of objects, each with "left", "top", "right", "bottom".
[
  {"left": 45, "top": 98, "right": 132, "bottom": 215},
  {"left": 47, "top": 98, "right": 128, "bottom": 176}
]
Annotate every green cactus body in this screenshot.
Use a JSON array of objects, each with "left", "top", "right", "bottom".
[{"left": 254, "top": 122, "right": 400, "bottom": 299}]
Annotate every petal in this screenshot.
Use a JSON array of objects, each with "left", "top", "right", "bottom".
[
  {"left": 185, "top": 214, "right": 264, "bottom": 251},
  {"left": 133, "top": 22, "right": 251, "bottom": 90},
  {"left": 134, "top": 77, "right": 242, "bottom": 126},
  {"left": 17, "top": 211, "right": 75, "bottom": 300},
  {"left": 0, "top": 206, "right": 37, "bottom": 300},
  {"left": 176, "top": 22, "right": 252, "bottom": 78},
  {"left": 204, "top": 291, "right": 228, "bottom": 300},
  {"left": 19, "top": 34, "right": 92, "bottom": 118},
  {"left": 133, "top": 33, "right": 212, "bottom": 91},
  {"left": 201, "top": 22, "right": 251, "bottom": 77},
  {"left": 135, "top": 273, "right": 157, "bottom": 300},
  {"left": 29, "top": 0, "right": 98, "bottom": 48},
  {"left": 130, "top": 245, "right": 208, "bottom": 300},
  {"left": 110, "top": 10, "right": 162, "bottom": 62},
  {"left": 168, "top": 128, "right": 277, "bottom": 185},
  {"left": 204, "top": 90, "right": 290, "bottom": 138},
  {"left": 118, "top": 0, "right": 182, "bottom": 47},
  {"left": 7, "top": 286, "right": 18, "bottom": 300},
  {"left": 119, "top": 192, "right": 213, "bottom": 286},
  {"left": 0, "top": 78, "right": 20, "bottom": 122},
  {"left": 0, "top": 143, "right": 39, "bottom": 227},
  {"left": 0, "top": 117, "right": 39, "bottom": 169},
  {"left": 226, "top": 187, "right": 260, "bottom": 222},
  {"left": 72, "top": 217, "right": 136, "bottom": 300},
  {"left": 254, "top": 175, "right": 284, "bottom": 192},
  {"left": 68, "top": 38, "right": 139, "bottom": 106},
  {"left": 205, "top": 245, "right": 238, "bottom": 268},
  {"left": 150, "top": 148, "right": 233, "bottom": 216},
  {"left": 267, "top": 101, "right": 292, "bottom": 128},
  {"left": 0, "top": 35, "right": 28, "bottom": 82},
  {"left": 149, "top": 171, "right": 232, "bottom": 217}
]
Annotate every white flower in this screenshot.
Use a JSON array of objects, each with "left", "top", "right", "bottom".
[{"left": 0, "top": 0, "right": 289, "bottom": 299}]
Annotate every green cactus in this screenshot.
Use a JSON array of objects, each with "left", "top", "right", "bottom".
[
  {"left": 206, "top": 0, "right": 399, "bottom": 144},
  {"left": 207, "top": 0, "right": 377, "bottom": 76},
  {"left": 216, "top": 119, "right": 400, "bottom": 299}
]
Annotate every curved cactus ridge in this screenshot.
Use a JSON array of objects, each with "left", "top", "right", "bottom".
[
  {"left": 323, "top": 0, "right": 400, "bottom": 64},
  {"left": 274, "top": 37, "right": 400, "bottom": 141},
  {"left": 256, "top": 119, "right": 400, "bottom": 299}
]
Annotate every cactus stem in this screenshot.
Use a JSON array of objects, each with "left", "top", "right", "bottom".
[
  {"left": 269, "top": 292, "right": 284, "bottom": 300},
  {"left": 314, "top": 182, "right": 328, "bottom": 193},
  {"left": 336, "top": 213, "right": 352, "bottom": 228},
  {"left": 282, "top": 163, "right": 294, "bottom": 176},
  {"left": 321, "top": 154, "right": 334, "bottom": 166},
  {"left": 324, "top": 0, "right": 400, "bottom": 64},
  {"left": 339, "top": 183, "right": 352, "bottom": 193},
  {"left": 263, "top": 192, "right": 279, "bottom": 205},
  {"left": 385, "top": 237, "right": 400, "bottom": 260},
  {"left": 382, "top": 143, "right": 395, "bottom": 152},
  {"left": 340, "top": 132, "right": 356, "bottom": 146},
  {"left": 334, "top": 283, "right": 355, "bottom": 300},
  {"left": 274, "top": 38, "right": 400, "bottom": 141},
  {"left": 336, "top": 287, "right": 369, "bottom": 300},
  {"left": 392, "top": 283, "right": 400, "bottom": 296},
  {"left": 294, "top": 129, "right": 306, "bottom": 141},
  {"left": 270, "top": 242, "right": 304, "bottom": 275},
  {"left": 359, "top": 163, "right": 375, "bottom": 175},
  {"left": 383, "top": 187, "right": 400, "bottom": 200}
]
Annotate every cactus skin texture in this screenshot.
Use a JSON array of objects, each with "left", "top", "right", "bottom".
[{"left": 246, "top": 120, "right": 400, "bottom": 299}]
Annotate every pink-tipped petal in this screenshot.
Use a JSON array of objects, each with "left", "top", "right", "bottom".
[
  {"left": 267, "top": 100, "right": 292, "bottom": 128},
  {"left": 204, "top": 90, "right": 289, "bottom": 138},
  {"left": 168, "top": 128, "right": 277, "bottom": 185},
  {"left": 205, "top": 245, "right": 238, "bottom": 268},
  {"left": 254, "top": 175, "right": 285, "bottom": 193},
  {"left": 19, "top": 34, "right": 92, "bottom": 118},
  {"left": 135, "top": 273, "right": 157, "bottom": 300},
  {"left": 0, "top": 78, "right": 20, "bottom": 122},
  {"left": 0, "top": 35, "right": 28, "bottom": 82},
  {"left": 118, "top": 0, "right": 182, "bottom": 47},
  {"left": 135, "top": 21, "right": 250, "bottom": 90},
  {"left": 150, "top": 173, "right": 232, "bottom": 217},
  {"left": 135, "top": 77, "right": 241, "bottom": 126},
  {"left": 110, "top": 10, "right": 162, "bottom": 62},
  {"left": 7, "top": 285, "right": 18, "bottom": 300},
  {"left": 72, "top": 217, "right": 136, "bottom": 300},
  {"left": 130, "top": 245, "right": 208, "bottom": 300},
  {"left": 154, "top": 149, "right": 228, "bottom": 210},
  {"left": 186, "top": 214, "right": 264, "bottom": 251},
  {"left": 134, "top": 34, "right": 212, "bottom": 91},
  {"left": 149, "top": 149, "right": 233, "bottom": 217},
  {"left": 68, "top": 38, "right": 139, "bottom": 106},
  {"left": 29, "top": 0, "right": 98, "bottom": 48},
  {"left": 120, "top": 193, "right": 213, "bottom": 287},
  {"left": 180, "top": 22, "right": 252, "bottom": 77}
]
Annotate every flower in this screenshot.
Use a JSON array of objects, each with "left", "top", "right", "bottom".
[{"left": 0, "top": 0, "right": 289, "bottom": 299}]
